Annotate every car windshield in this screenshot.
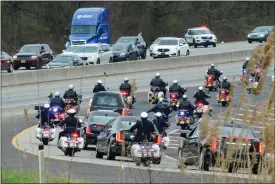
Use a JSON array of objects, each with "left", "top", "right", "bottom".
[
  {"left": 66, "top": 46, "right": 78, "bottom": 52},
  {"left": 94, "top": 95, "right": 119, "bottom": 107},
  {"left": 112, "top": 44, "right": 128, "bottom": 52},
  {"left": 116, "top": 37, "right": 136, "bottom": 44},
  {"left": 114, "top": 120, "right": 136, "bottom": 129},
  {"left": 51, "top": 55, "right": 73, "bottom": 63},
  {"left": 74, "top": 46, "right": 98, "bottom": 53},
  {"left": 19, "top": 46, "right": 40, "bottom": 53},
  {"left": 153, "top": 38, "right": 161, "bottom": 44},
  {"left": 252, "top": 26, "right": 271, "bottom": 33},
  {"left": 71, "top": 25, "right": 97, "bottom": 34},
  {"left": 189, "top": 29, "right": 212, "bottom": 35},
  {"left": 158, "top": 39, "right": 178, "bottom": 45},
  {"left": 87, "top": 115, "right": 115, "bottom": 124}
]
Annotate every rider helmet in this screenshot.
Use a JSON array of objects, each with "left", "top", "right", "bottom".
[
  {"left": 223, "top": 76, "right": 227, "bottom": 81},
  {"left": 211, "top": 63, "right": 215, "bottom": 68},
  {"left": 54, "top": 91, "right": 60, "bottom": 97},
  {"left": 140, "top": 112, "right": 148, "bottom": 119},
  {"left": 198, "top": 86, "right": 203, "bottom": 91},
  {"left": 156, "top": 73, "right": 160, "bottom": 77},
  {"left": 44, "top": 103, "right": 50, "bottom": 109},
  {"left": 69, "top": 84, "right": 74, "bottom": 90},
  {"left": 155, "top": 112, "right": 162, "bottom": 118},
  {"left": 67, "top": 109, "right": 76, "bottom": 115},
  {"left": 245, "top": 57, "right": 250, "bottom": 61},
  {"left": 182, "top": 94, "right": 187, "bottom": 99},
  {"left": 97, "top": 80, "right": 102, "bottom": 84},
  {"left": 173, "top": 80, "right": 178, "bottom": 84},
  {"left": 124, "top": 78, "right": 129, "bottom": 82}
]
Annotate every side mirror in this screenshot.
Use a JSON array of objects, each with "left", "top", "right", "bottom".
[{"left": 180, "top": 133, "right": 187, "bottom": 138}]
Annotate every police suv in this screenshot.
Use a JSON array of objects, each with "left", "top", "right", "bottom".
[{"left": 184, "top": 27, "right": 217, "bottom": 48}]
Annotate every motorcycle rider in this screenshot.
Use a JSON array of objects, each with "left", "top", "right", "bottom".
[
  {"left": 219, "top": 76, "right": 231, "bottom": 91},
  {"left": 36, "top": 103, "right": 54, "bottom": 128},
  {"left": 119, "top": 78, "right": 136, "bottom": 103},
  {"left": 153, "top": 112, "right": 169, "bottom": 136},
  {"left": 150, "top": 73, "right": 168, "bottom": 97},
  {"left": 63, "top": 84, "right": 78, "bottom": 102},
  {"left": 147, "top": 98, "right": 172, "bottom": 121},
  {"left": 57, "top": 109, "right": 81, "bottom": 142},
  {"left": 50, "top": 92, "right": 66, "bottom": 109},
  {"left": 93, "top": 80, "right": 106, "bottom": 93},
  {"left": 207, "top": 64, "right": 223, "bottom": 83},
  {"left": 193, "top": 86, "right": 211, "bottom": 105},
  {"left": 128, "top": 112, "right": 156, "bottom": 143},
  {"left": 242, "top": 57, "right": 249, "bottom": 70},
  {"left": 169, "top": 80, "right": 187, "bottom": 97},
  {"left": 178, "top": 95, "right": 196, "bottom": 118}
]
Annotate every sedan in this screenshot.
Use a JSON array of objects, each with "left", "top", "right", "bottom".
[
  {"left": 112, "top": 43, "right": 139, "bottom": 62},
  {"left": 95, "top": 116, "right": 140, "bottom": 160},
  {"left": 81, "top": 110, "right": 121, "bottom": 149},
  {"left": 46, "top": 53, "right": 85, "bottom": 69},
  {"left": 1, "top": 51, "right": 14, "bottom": 73},
  {"left": 247, "top": 26, "right": 274, "bottom": 43},
  {"left": 177, "top": 120, "right": 263, "bottom": 174}
]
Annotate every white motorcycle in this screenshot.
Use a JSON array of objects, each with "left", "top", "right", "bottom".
[
  {"left": 58, "top": 127, "right": 84, "bottom": 157},
  {"left": 36, "top": 122, "right": 56, "bottom": 145}
]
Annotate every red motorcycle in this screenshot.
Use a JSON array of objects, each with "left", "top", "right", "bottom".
[
  {"left": 194, "top": 101, "right": 205, "bottom": 118},
  {"left": 64, "top": 99, "right": 78, "bottom": 112},
  {"left": 216, "top": 89, "right": 230, "bottom": 106},
  {"left": 120, "top": 90, "right": 133, "bottom": 108},
  {"left": 204, "top": 74, "right": 217, "bottom": 92},
  {"left": 169, "top": 93, "right": 180, "bottom": 110}
]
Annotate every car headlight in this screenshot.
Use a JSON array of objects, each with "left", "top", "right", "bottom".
[
  {"left": 259, "top": 34, "right": 265, "bottom": 37},
  {"left": 120, "top": 53, "right": 125, "bottom": 57},
  {"left": 31, "top": 56, "right": 37, "bottom": 59},
  {"left": 13, "top": 56, "right": 17, "bottom": 59},
  {"left": 195, "top": 36, "right": 200, "bottom": 39},
  {"left": 247, "top": 34, "right": 251, "bottom": 38}
]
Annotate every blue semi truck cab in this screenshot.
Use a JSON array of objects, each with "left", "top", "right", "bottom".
[{"left": 65, "top": 8, "right": 110, "bottom": 48}]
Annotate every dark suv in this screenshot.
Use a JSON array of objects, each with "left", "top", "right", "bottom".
[
  {"left": 13, "top": 44, "right": 54, "bottom": 70},
  {"left": 115, "top": 33, "right": 147, "bottom": 59}
]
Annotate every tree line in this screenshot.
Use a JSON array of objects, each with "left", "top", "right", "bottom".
[{"left": 1, "top": 1, "right": 274, "bottom": 54}]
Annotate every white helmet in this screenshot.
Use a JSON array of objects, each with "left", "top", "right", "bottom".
[
  {"left": 211, "top": 63, "right": 215, "bottom": 67},
  {"left": 67, "top": 109, "right": 76, "bottom": 114},
  {"left": 69, "top": 84, "right": 74, "bottom": 90},
  {"left": 97, "top": 80, "right": 102, "bottom": 84},
  {"left": 173, "top": 80, "right": 178, "bottom": 84},
  {"left": 182, "top": 94, "right": 187, "bottom": 99},
  {"left": 140, "top": 112, "right": 148, "bottom": 119},
  {"left": 124, "top": 78, "right": 129, "bottom": 82},
  {"left": 223, "top": 76, "right": 227, "bottom": 80},
  {"left": 198, "top": 86, "right": 203, "bottom": 90},
  {"left": 156, "top": 73, "right": 160, "bottom": 77},
  {"left": 54, "top": 91, "right": 60, "bottom": 97},
  {"left": 245, "top": 57, "right": 250, "bottom": 61},
  {"left": 44, "top": 103, "right": 50, "bottom": 109},
  {"left": 155, "top": 112, "right": 162, "bottom": 117}
]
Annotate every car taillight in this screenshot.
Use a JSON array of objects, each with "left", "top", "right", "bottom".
[
  {"left": 210, "top": 138, "right": 217, "bottom": 151},
  {"left": 221, "top": 90, "right": 225, "bottom": 94},
  {"left": 155, "top": 134, "right": 161, "bottom": 145},
  {"left": 171, "top": 94, "right": 176, "bottom": 98},
  {"left": 197, "top": 103, "right": 203, "bottom": 107},
  {"left": 54, "top": 114, "right": 59, "bottom": 118},
  {"left": 258, "top": 141, "right": 262, "bottom": 154},
  {"left": 86, "top": 125, "right": 92, "bottom": 134},
  {"left": 116, "top": 130, "right": 125, "bottom": 143},
  {"left": 72, "top": 133, "right": 79, "bottom": 138}
]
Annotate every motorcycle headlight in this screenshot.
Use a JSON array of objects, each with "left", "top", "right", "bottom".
[
  {"left": 53, "top": 108, "right": 58, "bottom": 112},
  {"left": 13, "top": 55, "right": 17, "bottom": 59},
  {"left": 120, "top": 53, "right": 125, "bottom": 57},
  {"left": 31, "top": 56, "right": 37, "bottom": 59}
]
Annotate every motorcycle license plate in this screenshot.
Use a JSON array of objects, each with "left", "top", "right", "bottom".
[
  {"left": 43, "top": 133, "right": 49, "bottom": 138},
  {"left": 69, "top": 142, "right": 76, "bottom": 147},
  {"left": 208, "top": 84, "right": 212, "bottom": 87},
  {"left": 21, "top": 60, "right": 25, "bottom": 63}
]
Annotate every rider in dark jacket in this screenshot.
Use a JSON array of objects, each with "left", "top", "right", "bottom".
[
  {"left": 207, "top": 64, "right": 223, "bottom": 82},
  {"left": 242, "top": 57, "right": 249, "bottom": 70},
  {"left": 58, "top": 109, "right": 81, "bottom": 140},
  {"left": 119, "top": 78, "right": 136, "bottom": 103},
  {"left": 50, "top": 92, "right": 66, "bottom": 109},
  {"left": 147, "top": 99, "right": 172, "bottom": 119},
  {"left": 63, "top": 84, "right": 78, "bottom": 101},
  {"left": 150, "top": 73, "right": 168, "bottom": 97},
  {"left": 93, "top": 80, "right": 106, "bottom": 93},
  {"left": 153, "top": 112, "right": 169, "bottom": 136},
  {"left": 169, "top": 80, "right": 186, "bottom": 97},
  {"left": 36, "top": 103, "right": 54, "bottom": 128},
  {"left": 129, "top": 112, "right": 155, "bottom": 142},
  {"left": 219, "top": 77, "right": 231, "bottom": 90},
  {"left": 193, "top": 86, "right": 211, "bottom": 105},
  {"left": 179, "top": 95, "right": 195, "bottom": 118}
]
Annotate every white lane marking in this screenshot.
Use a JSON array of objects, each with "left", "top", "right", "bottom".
[
  {"left": 167, "top": 147, "right": 178, "bottom": 149},
  {"left": 164, "top": 154, "right": 177, "bottom": 161},
  {"left": 169, "top": 143, "right": 179, "bottom": 146},
  {"left": 168, "top": 135, "right": 180, "bottom": 138},
  {"left": 170, "top": 140, "right": 179, "bottom": 142}
]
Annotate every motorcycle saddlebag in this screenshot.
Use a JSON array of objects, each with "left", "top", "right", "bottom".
[
  {"left": 152, "top": 144, "right": 161, "bottom": 157},
  {"left": 131, "top": 144, "right": 143, "bottom": 158},
  {"left": 77, "top": 137, "right": 84, "bottom": 149},
  {"left": 60, "top": 137, "right": 69, "bottom": 148},
  {"left": 162, "top": 136, "right": 170, "bottom": 147}
]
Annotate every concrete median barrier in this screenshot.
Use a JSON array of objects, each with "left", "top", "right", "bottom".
[{"left": 2, "top": 49, "right": 253, "bottom": 87}]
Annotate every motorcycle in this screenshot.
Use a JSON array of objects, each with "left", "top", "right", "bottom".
[
  {"left": 204, "top": 74, "right": 218, "bottom": 92},
  {"left": 148, "top": 86, "right": 162, "bottom": 104},
  {"left": 129, "top": 133, "right": 161, "bottom": 166},
  {"left": 49, "top": 106, "right": 67, "bottom": 125},
  {"left": 247, "top": 76, "right": 258, "bottom": 94},
  {"left": 240, "top": 69, "right": 246, "bottom": 82},
  {"left": 64, "top": 99, "right": 79, "bottom": 112},
  {"left": 194, "top": 101, "right": 207, "bottom": 118},
  {"left": 216, "top": 89, "right": 230, "bottom": 106},
  {"left": 120, "top": 90, "right": 134, "bottom": 108},
  {"left": 160, "top": 129, "right": 170, "bottom": 150},
  {"left": 175, "top": 110, "right": 194, "bottom": 130},
  {"left": 58, "top": 128, "right": 84, "bottom": 157},
  {"left": 169, "top": 93, "right": 180, "bottom": 110},
  {"left": 36, "top": 122, "right": 56, "bottom": 145}
]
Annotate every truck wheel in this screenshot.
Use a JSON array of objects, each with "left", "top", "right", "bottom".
[
  {"left": 109, "top": 57, "right": 113, "bottom": 63},
  {"left": 141, "top": 50, "right": 146, "bottom": 59},
  {"left": 14, "top": 65, "right": 19, "bottom": 70},
  {"left": 186, "top": 50, "right": 190, "bottom": 56},
  {"left": 96, "top": 59, "right": 100, "bottom": 64},
  {"left": 177, "top": 51, "right": 180, "bottom": 56},
  {"left": 248, "top": 40, "right": 252, "bottom": 44},
  {"left": 204, "top": 45, "right": 208, "bottom": 48},
  {"left": 213, "top": 43, "right": 216, "bottom": 47},
  {"left": 106, "top": 143, "right": 116, "bottom": 160},
  {"left": 7, "top": 64, "right": 14, "bottom": 73},
  {"left": 193, "top": 39, "right": 197, "bottom": 48},
  {"left": 25, "top": 66, "right": 31, "bottom": 70}
]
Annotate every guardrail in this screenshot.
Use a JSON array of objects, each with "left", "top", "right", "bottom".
[{"left": 2, "top": 49, "right": 253, "bottom": 87}]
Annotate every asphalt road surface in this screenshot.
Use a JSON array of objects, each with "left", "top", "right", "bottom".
[{"left": 1, "top": 41, "right": 259, "bottom": 74}]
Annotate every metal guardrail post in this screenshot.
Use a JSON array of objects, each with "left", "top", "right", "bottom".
[{"left": 38, "top": 144, "right": 45, "bottom": 183}]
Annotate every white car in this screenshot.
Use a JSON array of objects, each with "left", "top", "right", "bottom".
[
  {"left": 151, "top": 37, "right": 190, "bottom": 59},
  {"left": 62, "top": 45, "right": 79, "bottom": 53},
  {"left": 149, "top": 37, "right": 163, "bottom": 56},
  {"left": 184, "top": 27, "right": 217, "bottom": 48},
  {"left": 72, "top": 44, "right": 113, "bottom": 64}
]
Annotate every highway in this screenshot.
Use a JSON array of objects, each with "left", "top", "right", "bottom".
[
  {"left": 1, "top": 41, "right": 258, "bottom": 74},
  {"left": 2, "top": 43, "right": 274, "bottom": 183}
]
